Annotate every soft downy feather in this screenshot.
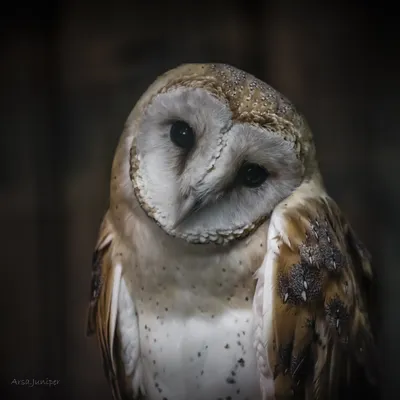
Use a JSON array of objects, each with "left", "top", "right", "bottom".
[
  {"left": 86, "top": 212, "right": 136, "bottom": 400},
  {"left": 254, "top": 185, "right": 379, "bottom": 400}
]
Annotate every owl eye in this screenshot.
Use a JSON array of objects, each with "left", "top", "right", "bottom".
[
  {"left": 237, "top": 162, "right": 269, "bottom": 188},
  {"left": 169, "top": 121, "right": 195, "bottom": 150}
]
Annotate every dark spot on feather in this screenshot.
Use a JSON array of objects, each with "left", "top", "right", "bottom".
[
  {"left": 222, "top": 268, "right": 226, "bottom": 272},
  {"left": 325, "top": 295, "right": 350, "bottom": 339},
  {"left": 299, "top": 218, "right": 346, "bottom": 272},
  {"left": 236, "top": 389, "right": 240, "bottom": 394},
  {"left": 306, "top": 318, "right": 315, "bottom": 329},
  {"left": 245, "top": 296, "right": 249, "bottom": 301},
  {"left": 198, "top": 352, "right": 201, "bottom": 357},
  {"left": 231, "top": 370, "right": 236, "bottom": 376},
  {"left": 238, "top": 358, "right": 245, "bottom": 367},
  {"left": 165, "top": 307, "right": 168, "bottom": 311},
  {"left": 278, "top": 263, "right": 322, "bottom": 305},
  {"left": 226, "top": 397, "right": 232, "bottom": 400},
  {"left": 201, "top": 370, "right": 204, "bottom": 375},
  {"left": 226, "top": 377, "right": 236, "bottom": 384},
  {"left": 224, "top": 344, "right": 230, "bottom": 349},
  {"left": 89, "top": 246, "right": 108, "bottom": 306}
]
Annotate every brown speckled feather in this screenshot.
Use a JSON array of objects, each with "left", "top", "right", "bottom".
[
  {"left": 267, "top": 195, "right": 378, "bottom": 399},
  {"left": 86, "top": 212, "right": 131, "bottom": 400}
]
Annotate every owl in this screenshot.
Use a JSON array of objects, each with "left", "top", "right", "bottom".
[{"left": 86, "top": 64, "right": 379, "bottom": 400}]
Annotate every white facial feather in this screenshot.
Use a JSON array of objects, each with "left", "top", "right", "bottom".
[
  {"left": 135, "top": 88, "right": 232, "bottom": 227},
  {"left": 132, "top": 87, "right": 302, "bottom": 244}
]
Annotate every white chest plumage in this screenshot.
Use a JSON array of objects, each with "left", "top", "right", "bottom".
[
  {"left": 134, "top": 291, "right": 260, "bottom": 400},
  {"left": 115, "top": 218, "right": 269, "bottom": 400}
]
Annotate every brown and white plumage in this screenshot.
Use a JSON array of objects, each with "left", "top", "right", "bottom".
[
  {"left": 86, "top": 63, "right": 379, "bottom": 400},
  {"left": 87, "top": 213, "right": 126, "bottom": 400},
  {"left": 253, "top": 178, "right": 378, "bottom": 399}
]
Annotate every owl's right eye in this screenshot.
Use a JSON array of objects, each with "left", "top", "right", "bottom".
[{"left": 170, "top": 121, "right": 195, "bottom": 150}]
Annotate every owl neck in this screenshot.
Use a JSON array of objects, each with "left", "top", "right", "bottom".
[{"left": 119, "top": 207, "right": 269, "bottom": 299}]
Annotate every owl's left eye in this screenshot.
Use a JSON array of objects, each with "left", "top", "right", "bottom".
[
  {"left": 237, "top": 162, "right": 269, "bottom": 188},
  {"left": 170, "top": 121, "right": 195, "bottom": 150}
]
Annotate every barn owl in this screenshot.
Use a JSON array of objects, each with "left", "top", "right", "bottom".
[{"left": 86, "top": 64, "right": 379, "bottom": 400}]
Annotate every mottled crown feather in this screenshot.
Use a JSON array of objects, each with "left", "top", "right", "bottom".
[{"left": 129, "top": 63, "right": 316, "bottom": 171}]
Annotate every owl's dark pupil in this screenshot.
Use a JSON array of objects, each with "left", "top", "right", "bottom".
[
  {"left": 238, "top": 162, "right": 269, "bottom": 188},
  {"left": 170, "top": 121, "right": 195, "bottom": 150}
]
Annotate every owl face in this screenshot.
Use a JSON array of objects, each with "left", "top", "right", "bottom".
[{"left": 128, "top": 64, "right": 313, "bottom": 245}]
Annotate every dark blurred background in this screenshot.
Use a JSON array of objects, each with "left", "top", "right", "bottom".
[{"left": 1, "top": 1, "right": 398, "bottom": 399}]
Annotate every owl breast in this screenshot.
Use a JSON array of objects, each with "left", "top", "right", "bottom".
[
  {"left": 136, "top": 296, "right": 261, "bottom": 400},
  {"left": 117, "top": 218, "right": 270, "bottom": 400}
]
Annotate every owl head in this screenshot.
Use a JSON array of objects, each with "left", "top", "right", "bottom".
[{"left": 111, "top": 64, "right": 320, "bottom": 245}]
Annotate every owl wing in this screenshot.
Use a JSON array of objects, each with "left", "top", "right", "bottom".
[
  {"left": 86, "top": 212, "right": 142, "bottom": 400},
  {"left": 253, "top": 196, "right": 379, "bottom": 400}
]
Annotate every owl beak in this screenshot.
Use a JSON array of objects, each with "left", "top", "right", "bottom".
[{"left": 172, "top": 193, "right": 203, "bottom": 229}]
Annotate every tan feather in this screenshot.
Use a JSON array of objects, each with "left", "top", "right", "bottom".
[
  {"left": 86, "top": 212, "right": 132, "bottom": 400},
  {"left": 268, "top": 196, "right": 379, "bottom": 399}
]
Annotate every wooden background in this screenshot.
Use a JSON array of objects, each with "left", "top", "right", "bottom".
[{"left": 1, "top": 1, "right": 397, "bottom": 399}]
